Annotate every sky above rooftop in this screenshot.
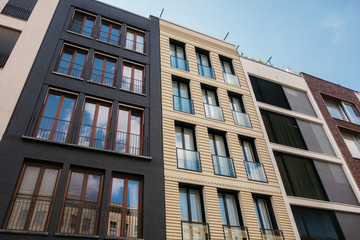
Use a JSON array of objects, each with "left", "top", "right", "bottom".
[{"left": 98, "top": 0, "right": 360, "bottom": 91}]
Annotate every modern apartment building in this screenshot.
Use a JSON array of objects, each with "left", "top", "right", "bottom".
[
  {"left": 0, "top": 0, "right": 165, "bottom": 239},
  {"left": 160, "top": 19, "right": 296, "bottom": 240},
  {"left": 241, "top": 58, "right": 360, "bottom": 240},
  {"left": 302, "top": 73, "right": 360, "bottom": 189},
  {"left": 0, "top": 0, "right": 59, "bottom": 140}
]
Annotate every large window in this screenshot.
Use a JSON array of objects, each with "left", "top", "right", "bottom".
[
  {"left": 342, "top": 132, "right": 360, "bottom": 158},
  {"left": 78, "top": 99, "right": 111, "bottom": 149},
  {"left": 1, "top": 0, "right": 37, "bottom": 20},
  {"left": 125, "top": 28, "right": 145, "bottom": 53},
  {"left": 220, "top": 57, "right": 239, "bottom": 86},
  {"left": 202, "top": 87, "right": 224, "bottom": 121},
  {"left": 90, "top": 54, "right": 117, "bottom": 87},
  {"left": 0, "top": 26, "right": 20, "bottom": 68},
  {"left": 176, "top": 125, "right": 200, "bottom": 171},
  {"left": 173, "top": 79, "right": 194, "bottom": 114},
  {"left": 68, "top": 10, "right": 95, "bottom": 37},
  {"left": 59, "top": 169, "right": 103, "bottom": 235},
  {"left": 107, "top": 175, "right": 142, "bottom": 238},
  {"left": 121, "top": 62, "right": 144, "bottom": 94},
  {"left": 5, "top": 163, "right": 60, "bottom": 232},
  {"left": 115, "top": 107, "right": 143, "bottom": 155},
  {"left": 209, "top": 132, "right": 235, "bottom": 177},
  {"left": 240, "top": 138, "right": 267, "bottom": 182},
  {"left": 170, "top": 40, "right": 188, "bottom": 71},
  {"left": 325, "top": 98, "right": 360, "bottom": 125},
  {"left": 35, "top": 91, "right": 76, "bottom": 143},
  {"left": 196, "top": 49, "right": 215, "bottom": 79},
  {"left": 229, "top": 94, "right": 251, "bottom": 128},
  {"left": 56, "top": 45, "right": 88, "bottom": 78},
  {"left": 98, "top": 19, "right": 121, "bottom": 46},
  {"left": 275, "top": 152, "right": 327, "bottom": 200}
]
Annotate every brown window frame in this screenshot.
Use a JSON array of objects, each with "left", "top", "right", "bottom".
[
  {"left": 125, "top": 28, "right": 145, "bottom": 53},
  {"left": 121, "top": 62, "right": 145, "bottom": 94},
  {"left": 55, "top": 45, "right": 88, "bottom": 79},
  {"left": 98, "top": 19, "right": 121, "bottom": 46},
  {"left": 90, "top": 53, "right": 117, "bottom": 87},
  {"left": 68, "top": 10, "right": 96, "bottom": 37}
]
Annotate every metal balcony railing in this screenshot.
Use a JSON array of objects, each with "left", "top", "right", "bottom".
[
  {"left": 98, "top": 30, "right": 120, "bottom": 45},
  {"left": 121, "top": 76, "right": 143, "bottom": 94},
  {"left": 260, "top": 229, "right": 284, "bottom": 240},
  {"left": 68, "top": 22, "right": 93, "bottom": 37},
  {"left": 108, "top": 205, "right": 141, "bottom": 238},
  {"left": 90, "top": 68, "right": 115, "bottom": 86},
  {"left": 170, "top": 55, "right": 189, "bottom": 71},
  {"left": 197, "top": 64, "right": 215, "bottom": 79},
  {"left": 223, "top": 72, "right": 240, "bottom": 87},
  {"left": 232, "top": 111, "right": 252, "bottom": 128},
  {"left": 34, "top": 116, "right": 72, "bottom": 143},
  {"left": 223, "top": 225, "right": 249, "bottom": 240},
  {"left": 125, "top": 39, "right": 144, "bottom": 53},
  {"left": 204, "top": 103, "right": 224, "bottom": 121},
  {"left": 56, "top": 59, "right": 85, "bottom": 78},
  {"left": 212, "top": 155, "right": 236, "bottom": 177},
  {"left": 114, "top": 130, "right": 142, "bottom": 155},
  {"left": 177, "top": 148, "right": 201, "bottom": 171},
  {"left": 244, "top": 161, "right": 267, "bottom": 182},
  {"left": 181, "top": 221, "right": 210, "bottom": 240},
  {"left": 77, "top": 123, "right": 109, "bottom": 149},
  {"left": 173, "top": 96, "right": 194, "bottom": 114},
  {"left": 0, "top": 52, "right": 10, "bottom": 68},
  {"left": 1, "top": 4, "right": 32, "bottom": 20}
]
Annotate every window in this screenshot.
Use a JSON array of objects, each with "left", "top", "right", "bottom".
[
  {"left": 98, "top": 19, "right": 121, "bottom": 46},
  {"left": 170, "top": 40, "right": 188, "bottom": 71},
  {"left": 78, "top": 99, "right": 111, "bottom": 149},
  {"left": 240, "top": 138, "right": 267, "bottom": 182},
  {"left": 325, "top": 98, "right": 360, "bottom": 124},
  {"left": 202, "top": 87, "right": 224, "bottom": 121},
  {"left": 175, "top": 125, "right": 200, "bottom": 171},
  {"left": 56, "top": 45, "right": 88, "bottom": 78},
  {"left": 220, "top": 57, "right": 239, "bottom": 86},
  {"left": 35, "top": 91, "right": 76, "bottom": 143},
  {"left": 115, "top": 106, "right": 143, "bottom": 155},
  {"left": 179, "top": 186, "right": 209, "bottom": 240},
  {"left": 342, "top": 132, "right": 360, "bottom": 158},
  {"left": 107, "top": 175, "right": 142, "bottom": 238},
  {"left": 0, "top": 26, "right": 20, "bottom": 68},
  {"left": 196, "top": 49, "right": 215, "bottom": 79},
  {"left": 121, "top": 62, "right": 144, "bottom": 94},
  {"left": 68, "top": 10, "right": 95, "bottom": 37},
  {"left": 209, "top": 132, "right": 235, "bottom": 177},
  {"left": 5, "top": 163, "right": 60, "bottom": 232},
  {"left": 275, "top": 152, "right": 327, "bottom": 200},
  {"left": 125, "top": 28, "right": 145, "bottom": 53},
  {"left": 218, "top": 192, "right": 249, "bottom": 240},
  {"left": 229, "top": 94, "right": 251, "bottom": 128},
  {"left": 173, "top": 79, "right": 194, "bottom": 114},
  {"left": 1, "top": 0, "right": 36, "bottom": 20},
  {"left": 292, "top": 207, "right": 344, "bottom": 240},
  {"left": 90, "top": 54, "right": 117, "bottom": 87}
]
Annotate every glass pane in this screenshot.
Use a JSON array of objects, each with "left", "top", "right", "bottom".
[
  {"left": 215, "top": 135, "right": 226, "bottom": 156},
  {"left": 325, "top": 100, "right": 346, "bottom": 120},
  {"left": 254, "top": 198, "right": 273, "bottom": 229},
  {"left": 207, "top": 91, "right": 216, "bottom": 105},
  {"left": 99, "top": 23, "right": 110, "bottom": 41},
  {"left": 176, "top": 46, "right": 185, "bottom": 59},
  {"left": 18, "top": 166, "right": 40, "bottom": 195},
  {"left": 179, "top": 188, "right": 189, "bottom": 221},
  {"left": 116, "top": 109, "right": 129, "bottom": 153},
  {"left": 85, "top": 174, "right": 100, "bottom": 200},
  {"left": 172, "top": 81, "right": 178, "bottom": 96},
  {"left": 231, "top": 97, "right": 242, "bottom": 112},
  {"left": 83, "top": 18, "right": 94, "bottom": 36},
  {"left": 38, "top": 94, "right": 60, "bottom": 140},
  {"left": 344, "top": 103, "right": 360, "bottom": 124},
  {"left": 201, "top": 89, "right": 207, "bottom": 103},
  {"left": 127, "top": 180, "right": 139, "bottom": 208},
  {"left": 209, "top": 134, "right": 216, "bottom": 155},
  {"left": 110, "top": 27, "right": 120, "bottom": 45},
  {"left": 200, "top": 54, "right": 209, "bottom": 66},
  {"left": 170, "top": 44, "right": 175, "bottom": 56},
  {"left": 218, "top": 194, "right": 227, "bottom": 224},
  {"left": 79, "top": 102, "right": 95, "bottom": 146},
  {"left": 130, "top": 112, "right": 141, "bottom": 154},
  {"left": 43, "top": 94, "right": 60, "bottom": 118},
  {"left": 67, "top": 172, "right": 84, "bottom": 199},
  {"left": 189, "top": 189, "right": 202, "bottom": 223},
  {"left": 71, "top": 52, "right": 86, "bottom": 78},
  {"left": 183, "top": 128, "right": 195, "bottom": 150},
  {"left": 111, "top": 177, "right": 124, "bottom": 204},
  {"left": 175, "top": 126, "right": 183, "bottom": 149},
  {"left": 242, "top": 141, "right": 256, "bottom": 162},
  {"left": 39, "top": 169, "right": 58, "bottom": 196},
  {"left": 222, "top": 61, "right": 232, "bottom": 73},
  {"left": 179, "top": 83, "right": 189, "bottom": 99},
  {"left": 225, "top": 194, "right": 240, "bottom": 226},
  {"left": 133, "top": 68, "right": 143, "bottom": 93},
  {"left": 59, "top": 97, "right": 75, "bottom": 121}
]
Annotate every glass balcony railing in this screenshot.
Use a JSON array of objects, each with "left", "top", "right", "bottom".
[
  {"left": 223, "top": 73, "right": 240, "bottom": 87},
  {"left": 204, "top": 103, "right": 224, "bottom": 121},
  {"left": 223, "top": 225, "right": 249, "bottom": 240},
  {"left": 244, "top": 161, "right": 267, "bottom": 182},
  {"left": 1, "top": 4, "right": 32, "bottom": 20},
  {"left": 212, "top": 155, "right": 236, "bottom": 177},
  {"left": 177, "top": 148, "right": 201, "bottom": 171},
  {"left": 197, "top": 64, "right": 215, "bottom": 79},
  {"left": 181, "top": 221, "right": 210, "bottom": 240},
  {"left": 260, "top": 229, "right": 284, "bottom": 240},
  {"left": 174, "top": 96, "right": 194, "bottom": 114},
  {"left": 233, "top": 111, "right": 252, "bottom": 128},
  {"left": 107, "top": 205, "right": 141, "bottom": 237},
  {"left": 171, "top": 55, "right": 189, "bottom": 71}
]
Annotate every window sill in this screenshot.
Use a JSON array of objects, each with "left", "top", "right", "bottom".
[
  {"left": 22, "top": 136, "right": 152, "bottom": 161},
  {"left": 52, "top": 71, "right": 84, "bottom": 81},
  {"left": 0, "top": 229, "right": 49, "bottom": 236},
  {"left": 119, "top": 88, "right": 146, "bottom": 96},
  {"left": 105, "top": 237, "right": 143, "bottom": 240},
  {"left": 87, "top": 80, "right": 116, "bottom": 89},
  {"left": 96, "top": 39, "right": 121, "bottom": 48},
  {"left": 124, "top": 47, "right": 147, "bottom": 56},
  {"left": 66, "top": 29, "right": 93, "bottom": 39},
  {"left": 55, "top": 233, "right": 99, "bottom": 238}
]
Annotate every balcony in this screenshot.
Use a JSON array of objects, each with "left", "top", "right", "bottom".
[
  {"left": 56, "top": 59, "right": 84, "bottom": 78},
  {"left": 121, "top": 76, "right": 143, "bottom": 94},
  {"left": 108, "top": 205, "right": 141, "bottom": 237},
  {"left": 170, "top": 55, "right": 189, "bottom": 71},
  {"left": 181, "top": 221, "right": 210, "bottom": 240},
  {"left": 260, "top": 229, "right": 284, "bottom": 240},
  {"left": 174, "top": 96, "right": 194, "bottom": 114},
  {"left": 197, "top": 64, "right": 215, "bottom": 79},
  {"left": 0, "top": 52, "right": 9, "bottom": 68},
  {"left": 212, "top": 155, "right": 236, "bottom": 177},
  {"left": 233, "top": 111, "right": 252, "bottom": 128},
  {"left": 68, "top": 22, "right": 93, "bottom": 37},
  {"left": 223, "top": 73, "right": 240, "bottom": 87},
  {"left": 223, "top": 226, "right": 249, "bottom": 240},
  {"left": 126, "top": 39, "right": 144, "bottom": 53},
  {"left": 90, "top": 68, "right": 115, "bottom": 87},
  {"left": 1, "top": 4, "right": 32, "bottom": 20},
  {"left": 204, "top": 103, "right": 224, "bottom": 121},
  {"left": 115, "top": 130, "right": 142, "bottom": 155},
  {"left": 244, "top": 161, "right": 267, "bottom": 182},
  {"left": 177, "top": 148, "right": 201, "bottom": 171}
]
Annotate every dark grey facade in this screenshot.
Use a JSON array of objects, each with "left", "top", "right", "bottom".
[{"left": 0, "top": 0, "right": 165, "bottom": 239}]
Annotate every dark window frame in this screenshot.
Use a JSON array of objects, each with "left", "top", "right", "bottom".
[
  {"left": 68, "top": 10, "right": 96, "bottom": 38},
  {"left": 219, "top": 56, "right": 235, "bottom": 75},
  {"left": 253, "top": 195, "right": 278, "bottom": 230},
  {"left": 218, "top": 191, "right": 243, "bottom": 227}
]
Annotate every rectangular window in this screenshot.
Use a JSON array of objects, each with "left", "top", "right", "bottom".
[
  {"left": 121, "top": 62, "right": 144, "bottom": 94},
  {"left": 196, "top": 49, "right": 215, "bottom": 79},
  {"left": 125, "top": 28, "right": 145, "bottom": 53},
  {"left": 107, "top": 175, "right": 142, "bottom": 238},
  {"left": 179, "top": 186, "right": 209, "bottom": 240},
  {"left": 173, "top": 79, "right": 194, "bottom": 114},
  {"left": 115, "top": 106, "right": 143, "bottom": 155},
  {"left": 68, "top": 10, "right": 95, "bottom": 37},
  {"left": 0, "top": 26, "right": 20, "bottom": 68},
  {"left": 240, "top": 138, "right": 267, "bottom": 182},
  {"left": 229, "top": 94, "right": 251, "bottom": 128},
  {"left": 175, "top": 125, "right": 200, "bottom": 171},
  {"left": 5, "top": 163, "right": 60, "bottom": 232},
  {"left": 202, "top": 87, "right": 224, "bottom": 121},
  {"left": 275, "top": 152, "right": 327, "bottom": 200},
  {"left": 56, "top": 45, "right": 88, "bottom": 78},
  {"left": 220, "top": 57, "right": 239, "bottom": 86},
  {"left": 35, "top": 91, "right": 76, "bottom": 143},
  {"left": 325, "top": 98, "right": 360, "bottom": 124},
  {"left": 98, "top": 19, "right": 121, "bottom": 46},
  {"left": 342, "top": 132, "right": 360, "bottom": 158},
  {"left": 1, "top": 0, "right": 36, "bottom": 20},
  {"left": 78, "top": 99, "right": 111, "bottom": 149},
  {"left": 90, "top": 53, "right": 117, "bottom": 87},
  {"left": 209, "top": 132, "right": 235, "bottom": 177},
  {"left": 59, "top": 169, "right": 103, "bottom": 235},
  {"left": 170, "top": 40, "right": 188, "bottom": 71}
]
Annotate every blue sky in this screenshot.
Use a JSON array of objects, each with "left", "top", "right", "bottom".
[{"left": 98, "top": 0, "right": 360, "bottom": 91}]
